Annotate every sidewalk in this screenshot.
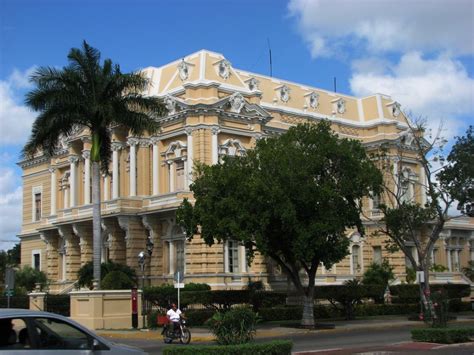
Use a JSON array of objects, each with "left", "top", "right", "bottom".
[{"left": 97, "top": 314, "right": 474, "bottom": 342}]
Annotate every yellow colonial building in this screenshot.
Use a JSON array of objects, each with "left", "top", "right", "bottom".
[{"left": 19, "top": 50, "right": 474, "bottom": 294}]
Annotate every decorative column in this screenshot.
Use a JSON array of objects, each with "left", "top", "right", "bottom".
[
  {"left": 49, "top": 168, "right": 56, "bottom": 215},
  {"left": 447, "top": 248, "right": 452, "bottom": 271},
  {"left": 239, "top": 245, "right": 247, "bottom": 273},
  {"left": 392, "top": 158, "right": 399, "bottom": 199},
  {"left": 128, "top": 138, "right": 138, "bottom": 197},
  {"left": 185, "top": 128, "right": 194, "bottom": 188},
  {"left": 419, "top": 166, "right": 426, "bottom": 206},
  {"left": 151, "top": 137, "right": 160, "bottom": 195},
  {"left": 169, "top": 241, "right": 175, "bottom": 275},
  {"left": 224, "top": 242, "right": 229, "bottom": 273},
  {"left": 167, "top": 160, "right": 175, "bottom": 193},
  {"left": 103, "top": 174, "right": 109, "bottom": 201},
  {"left": 69, "top": 155, "right": 79, "bottom": 207},
  {"left": 211, "top": 126, "right": 219, "bottom": 165},
  {"left": 82, "top": 150, "right": 91, "bottom": 205},
  {"left": 111, "top": 142, "right": 122, "bottom": 199}
]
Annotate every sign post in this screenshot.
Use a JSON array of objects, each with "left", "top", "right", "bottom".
[
  {"left": 131, "top": 287, "right": 138, "bottom": 329},
  {"left": 5, "top": 268, "right": 15, "bottom": 308},
  {"left": 174, "top": 271, "right": 184, "bottom": 310}
]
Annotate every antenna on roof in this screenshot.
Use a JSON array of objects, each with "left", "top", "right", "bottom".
[
  {"left": 267, "top": 38, "right": 273, "bottom": 77},
  {"left": 333, "top": 77, "right": 337, "bottom": 93}
]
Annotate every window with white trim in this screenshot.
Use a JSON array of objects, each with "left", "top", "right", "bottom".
[
  {"left": 228, "top": 240, "right": 239, "bottom": 273},
  {"left": 175, "top": 161, "right": 185, "bottom": 191},
  {"left": 352, "top": 245, "right": 361, "bottom": 273}
]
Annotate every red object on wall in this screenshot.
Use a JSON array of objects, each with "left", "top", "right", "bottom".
[{"left": 131, "top": 288, "right": 138, "bottom": 314}]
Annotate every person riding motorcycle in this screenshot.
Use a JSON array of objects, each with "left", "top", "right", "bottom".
[{"left": 166, "top": 303, "right": 185, "bottom": 334}]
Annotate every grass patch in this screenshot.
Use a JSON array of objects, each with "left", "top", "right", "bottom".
[{"left": 163, "top": 340, "right": 293, "bottom": 354}]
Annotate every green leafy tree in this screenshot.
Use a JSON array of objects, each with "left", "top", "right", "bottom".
[
  {"left": 177, "top": 121, "right": 382, "bottom": 327},
  {"left": 77, "top": 261, "right": 137, "bottom": 289},
  {"left": 362, "top": 260, "right": 395, "bottom": 289},
  {"left": 15, "top": 265, "right": 48, "bottom": 293},
  {"left": 22, "top": 41, "right": 165, "bottom": 288},
  {"left": 374, "top": 121, "right": 474, "bottom": 325}
]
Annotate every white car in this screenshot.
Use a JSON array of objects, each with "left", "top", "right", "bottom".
[{"left": 0, "top": 308, "right": 146, "bottom": 354}]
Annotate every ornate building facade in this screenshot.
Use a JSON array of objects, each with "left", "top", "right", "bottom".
[{"left": 19, "top": 50, "right": 473, "bottom": 293}]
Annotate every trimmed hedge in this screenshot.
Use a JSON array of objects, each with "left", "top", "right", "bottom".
[
  {"left": 148, "top": 309, "right": 215, "bottom": 328},
  {"left": 390, "top": 284, "right": 470, "bottom": 303},
  {"left": 411, "top": 327, "right": 474, "bottom": 344},
  {"left": 163, "top": 340, "right": 293, "bottom": 355}
]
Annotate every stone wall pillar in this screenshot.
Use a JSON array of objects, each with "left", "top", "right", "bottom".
[
  {"left": 102, "top": 218, "right": 126, "bottom": 264},
  {"left": 73, "top": 223, "right": 93, "bottom": 266},
  {"left": 49, "top": 168, "right": 57, "bottom": 215},
  {"left": 58, "top": 225, "right": 81, "bottom": 281},
  {"left": 211, "top": 126, "right": 219, "bottom": 164},
  {"left": 29, "top": 292, "right": 46, "bottom": 311},
  {"left": 185, "top": 128, "right": 194, "bottom": 188},
  {"left": 118, "top": 216, "right": 147, "bottom": 275},
  {"left": 82, "top": 150, "right": 91, "bottom": 205},
  {"left": 69, "top": 155, "right": 79, "bottom": 207},
  {"left": 142, "top": 215, "right": 163, "bottom": 281},
  {"left": 128, "top": 138, "right": 138, "bottom": 197},
  {"left": 40, "top": 231, "right": 60, "bottom": 281},
  {"left": 151, "top": 137, "right": 160, "bottom": 195},
  {"left": 111, "top": 143, "right": 122, "bottom": 199}
]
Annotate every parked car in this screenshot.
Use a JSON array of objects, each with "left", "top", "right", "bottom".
[{"left": 0, "top": 308, "right": 146, "bottom": 354}]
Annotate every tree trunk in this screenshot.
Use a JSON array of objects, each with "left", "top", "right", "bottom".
[
  {"left": 301, "top": 287, "right": 315, "bottom": 328},
  {"left": 418, "top": 263, "right": 435, "bottom": 324},
  {"left": 92, "top": 161, "right": 102, "bottom": 289}
]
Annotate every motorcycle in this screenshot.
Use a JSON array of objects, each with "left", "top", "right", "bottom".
[{"left": 162, "top": 318, "right": 191, "bottom": 344}]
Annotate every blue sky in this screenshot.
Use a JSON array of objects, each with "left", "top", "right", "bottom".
[{"left": 0, "top": 0, "right": 473, "bottom": 249}]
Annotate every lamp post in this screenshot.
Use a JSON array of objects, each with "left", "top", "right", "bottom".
[
  {"left": 146, "top": 236, "right": 154, "bottom": 287},
  {"left": 138, "top": 251, "right": 146, "bottom": 328}
]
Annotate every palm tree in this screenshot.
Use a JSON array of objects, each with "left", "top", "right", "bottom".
[{"left": 23, "top": 41, "right": 165, "bottom": 289}]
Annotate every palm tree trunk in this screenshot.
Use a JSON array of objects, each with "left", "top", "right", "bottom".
[{"left": 92, "top": 161, "right": 102, "bottom": 289}]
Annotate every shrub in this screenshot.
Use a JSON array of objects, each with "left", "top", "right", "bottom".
[
  {"left": 101, "top": 270, "right": 135, "bottom": 290},
  {"left": 184, "top": 283, "right": 211, "bottom": 291},
  {"left": 207, "top": 306, "right": 258, "bottom": 345},
  {"left": 390, "top": 284, "right": 470, "bottom": 304},
  {"left": 77, "top": 261, "right": 137, "bottom": 289},
  {"left": 185, "top": 309, "right": 215, "bottom": 326},
  {"left": 250, "top": 291, "right": 287, "bottom": 311},
  {"left": 411, "top": 328, "right": 474, "bottom": 344},
  {"left": 15, "top": 265, "right": 48, "bottom": 292},
  {"left": 143, "top": 284, "right": 177, "bottom": 309},
  {"left": 362, "top": 260, "right": 394, "bottom": 302},
  {"left": 430, "top": 264, "right": 448, "bottom": 272},
  {"left": 163, "top": 340, "right": 293, "bottom": 355},
  {"left": 406, "top": 267, "right": 416, "bottom": 284}
]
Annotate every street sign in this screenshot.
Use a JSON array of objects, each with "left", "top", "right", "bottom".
[
  {"left": 174, "top": 283, "right": 185, "bottom": 289},
  {"left": 416, "top": 271, "right": 425, "bottom": 284},
  {"left": 174, "top": 271, "right": 184, "bottom": 283},
  {"left": 5, "top": 268, "right": 15, "bottom": 290}
]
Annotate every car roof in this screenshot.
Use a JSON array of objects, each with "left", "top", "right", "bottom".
[{"left": 0, "top": 309, "right": 67, "bottom": 319}]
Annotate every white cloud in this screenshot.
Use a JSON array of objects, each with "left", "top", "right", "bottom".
[
  {"left": 350, "top": 52, "right": 474, "bottom": 137},
  {"left": 288, "top": 0, "right": 474, "bottom": 57},
  {"left": 0, "top": 67, "right": 37, "bottom": 146},
  {"left": 0, "top": 168, "right": 22, "bottom": 250}
]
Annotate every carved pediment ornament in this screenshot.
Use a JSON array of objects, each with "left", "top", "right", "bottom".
[
  {"left": 306, "top": 92, "right": 319, "bottom": 109},
  {"left": 229, "top": 93, "right": 246, "bottom": 113},
  {"left": 177, "top": 59, "right": 189, "bottom": 81},
  {"left": 217, "top": 60, "right": 231, "bottom": 80},
  {"left": 336, "top": 98, "right": 346, "bottom": 114},
  {"left": 279, "top": 85, "right": 290, "bottom": 103},
  {"left": 392, "top": 101, "right": 401, "bottom": 117},
  {"left": 246, "top": 77, "right": 259, "bottom": 91},
  {"left": 164, "top": 95, "right": 178, "bottom": 115}
]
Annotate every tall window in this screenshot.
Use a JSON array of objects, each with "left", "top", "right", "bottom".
[
  {"left": 373, "top": 246, "right": 382, "bottom": 265},
  {"left": 228, "top": 240, "right": 240, "bottom": 273},
  {"left": 33, "top": 252, "right": 40, "bottom": 270},
  {"left": 34, "top": 192, "right": 42, "bottom": 221},
  {"left": 175, "top": 240, "right": 185, "bottom": 274},
  {"left": 175, "top": 161, "right": 185, "bottom": 191},
  {"left": 372, "top": 194, "right": 381, "bottom": 210},
  {"left": 352, "top": 245, "right": 361, "bottom": 273}
]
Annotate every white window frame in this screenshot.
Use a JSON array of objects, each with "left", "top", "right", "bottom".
[
  {"left": 32, "top": 186, "right": 43, "bottom": 222},
  {"left": 32, "top": 249, "right": 42, "bottom": 271},
  {"left": 373, "top": 246, "right": 382, "bottom": 265}
]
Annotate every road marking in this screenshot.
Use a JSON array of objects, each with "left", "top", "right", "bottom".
[{"left": 293, "top": 348, "right": 342, "bottom": 354}]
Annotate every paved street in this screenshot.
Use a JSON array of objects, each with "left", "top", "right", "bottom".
[{"left": 99, "top": 317, "right": 474, "bottom": 354}]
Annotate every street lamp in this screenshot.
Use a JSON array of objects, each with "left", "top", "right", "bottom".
[{"left": 138, "top": 251, "right": 146, "bottom": 328}]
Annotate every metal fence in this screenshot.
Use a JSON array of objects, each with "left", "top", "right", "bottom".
[{"left": 0, "top": 295, "right": 29, "bottom": 309}]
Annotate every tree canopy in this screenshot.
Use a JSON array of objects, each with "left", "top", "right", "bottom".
[{"left": 178, "top": 121, "right": 383, "bottom": 326}]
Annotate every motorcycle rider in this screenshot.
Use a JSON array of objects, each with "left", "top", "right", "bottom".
[{"left": 166, "top": 303, "right": 185, "bottom": 334}]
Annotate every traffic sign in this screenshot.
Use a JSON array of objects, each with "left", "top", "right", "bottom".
[{"left": 174, "top": 271, "right": 184, "bottom": 283}]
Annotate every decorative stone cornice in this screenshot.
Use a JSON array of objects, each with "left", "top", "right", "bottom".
[
  {"left": 117, "top": 216, "right": 131, "bottom": 248},
  {"left": 82, "top": 150, "right": 91, "bottom": 160},
  {"left": 111, "top": 142, "right": 125, "bottom": 151},
  {"left": 150, "top": 136, "right": 161, "bottom": 145},
  {"left": 68, "top": 155, "right": 79, "bottom": 164},
  {"left": 127, "top": 137, "right": 140, "bottom": 147},
  {"left": 211, "top": 126, "right": 220, "bottom": 135}
]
